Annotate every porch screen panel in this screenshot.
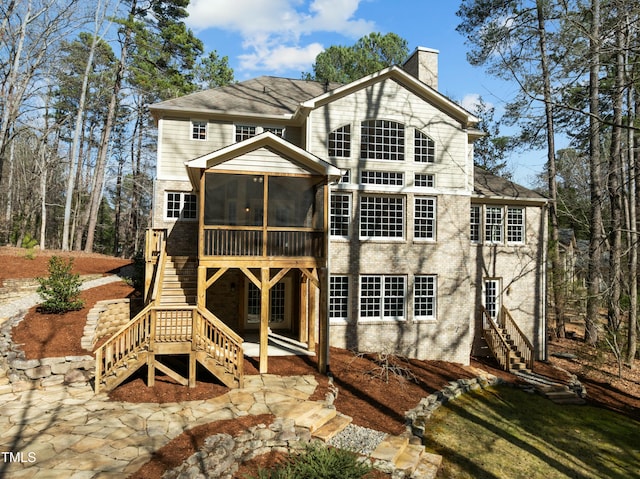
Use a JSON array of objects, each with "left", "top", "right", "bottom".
[
  {"left": 267, "top": 176, "right": 323, "bottom": 228},
  {"left": 204, "top": 173, "right": 264, "bottom": 226}
]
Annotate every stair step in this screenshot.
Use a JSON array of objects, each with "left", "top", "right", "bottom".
[
  {"left": 371, "top": 435, "right": 409, "bottom": 463},
  {"left": 312, "top": 414, "right": 352, "bottom": 441},
  {"left": 395, "top": 444, "right": 425, "bottom": 473},
  {"left": 295, "top": 404, "right": 338, "bottom": 433},
  {"left": 411, "top": 452, "right": 442, "bottom": 479}
]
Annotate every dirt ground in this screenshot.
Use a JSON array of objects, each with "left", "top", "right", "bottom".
[{"left": 4, "top": 248, "right": 639, "bottom": 478}]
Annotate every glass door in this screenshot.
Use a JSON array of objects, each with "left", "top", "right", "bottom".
[
  {"left": 483, "top": 279, "right": 501, "bottom": 324},
  {"left": 245, "top": 278, "right": 292, "bottom": 330}
]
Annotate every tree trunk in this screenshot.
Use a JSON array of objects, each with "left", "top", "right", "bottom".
[{"left": 586, "top": 0, "right": 603, "bottom": 345}]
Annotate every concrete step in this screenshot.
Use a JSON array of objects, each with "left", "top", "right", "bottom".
[{"left": 312, "top": 413, "right": 352, "bottom": 441}]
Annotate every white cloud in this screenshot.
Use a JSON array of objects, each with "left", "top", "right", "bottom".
[
  {"left": 186, "top": 0, "right": 375, "bottom": 73},
  {"left": 460, "top": 93, "right": 493, "bottom": 113}
]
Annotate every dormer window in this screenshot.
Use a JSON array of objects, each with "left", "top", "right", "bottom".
[{"left": 360, "top": 120, "right": 404, "bottom": 161}]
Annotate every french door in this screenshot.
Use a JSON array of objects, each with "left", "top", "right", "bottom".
[
  {"left": 483, "top": 279, "right": 501, "bottom": 324},
  {"left": 245, "top": 278, "right": 292, "bottom": 330}
]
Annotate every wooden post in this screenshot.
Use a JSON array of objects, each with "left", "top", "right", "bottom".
[
  {"left": 318, "top": 267, "right": 329, "bottom": 374},
  {"left": 260, "top": 267, "right": 270, "bottom": 374},
  {"left": 147, "top": 309, "right": 156, "bottom": 387},
  {"left": 299, "top": 275, "right": 308, "bottom": 343},
  {"left": 308, "top": 274, "right": 317, "bottom": 351},
  {"left": 189, "top": 309, "right": 197, "bottom": 387},
  {"left": 197, "top": 266, "right": 207, "bottom": 309}
]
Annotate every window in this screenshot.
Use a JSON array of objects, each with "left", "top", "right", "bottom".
[
  {"left": 329, "top": 125, "right": 351, "bottom": 157},
  {"left": 340, "top": 169, "right": 351, "bottom": 184},
  {"left": 414, "top": 197, "right": 436, "bottom": 240},
  {"left": 330, "top": 194, "right": 351, "bottom": 237},
  {"left": 165, "top": 192, "right": 197, "bottom": 220},
  {"left": 360, "top": 275, "right": 405, "bottom": 320},
  {"left": 414, "top": 275, "right": 436, "bottom": 320},
  {"left": 361, "top": 120, "right": 404, "bottom": 161},
  {"left": 359, "top": 196, "right": 404, "bottom": 239},
  {"left": 485, "top": 206, "right": 503, "bottom": 243},
  {"left": 360, "top": 171, "right": 404, "bottom": 186},
  {"left": 330, "top": 276, "right": 349, "bottom": 320},
  {"left": 415, "top": 173, "right": 435, "bottom": 188},
  {"left": 470, "top": 206, "right": 480, "bottom": 243},
  {"left": 192, "top": 121, "right": 207, "bottom": 140},
  {"left": 235, "top": 125, "right": 256, "bottom": 142},
  {"left": 507, "top": 207, "right": 525, "bottom": 243},
  {"left": 235, "top": 125, "right": 283, "bottom": 142},
  {"left": 414, "top": 129, "right": 435, "bottom": 163}
]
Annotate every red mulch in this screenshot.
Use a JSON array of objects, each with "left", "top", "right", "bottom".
[{"left": 4, "top": 248, "right": 639, "bottom": 478}]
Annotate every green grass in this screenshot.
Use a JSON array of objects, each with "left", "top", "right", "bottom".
[{"left": 422, "top": 386, "right": 640, "bottom": 479}]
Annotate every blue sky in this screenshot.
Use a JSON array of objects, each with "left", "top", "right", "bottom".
[{"left": 185, "top": 0, "right": 548, "bottom": 186}]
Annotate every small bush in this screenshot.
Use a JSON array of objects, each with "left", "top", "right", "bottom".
[
  {"left": 37, "top": 256, "right": 85, "bottom": 313},
  {"left": 249, "top": 443, "right": 372, "bottom": 479}
]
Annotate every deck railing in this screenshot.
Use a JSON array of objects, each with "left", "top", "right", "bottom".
[
  {"left": 501, "top": 307, "right": 534, "bottom": 370},
  {"left": 203, "top": 227, "right": 324, "bottom": 258},
  {"left": 481, "top": 306, "right": 512, "bottom": 371},
  {"left": 95, "top": 305, "right": 244, "bottom": 392}
]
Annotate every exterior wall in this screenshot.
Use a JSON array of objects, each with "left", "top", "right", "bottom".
[
  {"left": 469, "top": 202, "right": 547, "bottom": 360},
  {"left": 306, "top": 78, "right": 472, "bottom": 194},
  {"left": 152, "top": 178, "right": 198, "bottom": 256},
  {"left": 328, "top": 194, "right": 474, "bottom": 364}
]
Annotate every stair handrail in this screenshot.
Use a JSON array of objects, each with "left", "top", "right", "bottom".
[
  {"left": 480, "top": 306, "right": 511, "bottom": 371},
  {"left": 94, "top": 303, "right": 154, "bottom": 393},
  {"left": 148, "top": 241, "right": 167, "bottom": 304},
  {"left": 501, "top": 306, "right": 534, "bottom": 370},
  {"left": 193, "top": 307, "right": 244, "bottom": 387}
]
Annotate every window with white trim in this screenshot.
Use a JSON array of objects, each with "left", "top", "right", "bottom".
[
  {"left": 235, "top": 125, "right": 256, "bottom": 142},
  {"left": 359, "top": 196, "right": 404, "bottom": 239},
  {"left": 330, "top": 194, "right": 351, "bottom": 237},
  {"left": 360, "top": 171, "right": 404, "bottom": 186},
  {"left": 360, "top": 275, "right": 405, "bottom": 320},
  {"left": 191, "top": 121, "right": 207, "bottom": 140},
  {"left": 507, "top": 207, "right": 525, "bottom": 243},
  {"left": 165, "top": 192, "right": 197, "bottom": 220},
  {"left": 470, "top": 205, "right": 480, "bottom": 243},
  {"left": 485, "top": 206, "right": 503, "bottom": 243},
  {"left": 484, "top": 279, "right": 501, "bottom": 322},
  {"left": 414, "top": 197, "right": 436, "bottom": 240},
  {"left": 340, "top": 169, "right": 351, "bottom": 184},
  {"left": 414, "top": 129, "right": 435, "bottom": 163},
  {"left": 360, "top": 120, "right": 405, "bottom": 161},
  {"left": 329, "top": 125, "right": 351, "bottom": 157},
  {"left": 414, "top": 275, "right": 436, "bottom": 320},
  {"left": 330, "top": 276, "right": 349, "bottom": 320},
  {"left": 415, "top": 173, "right": 435, "bottom": 188}
]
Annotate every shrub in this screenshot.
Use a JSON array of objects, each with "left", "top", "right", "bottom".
[
  {"left": 249, "top": 443, "right": 373, "bottom": 479},
  {"left": 37, "top": 256, "right": 85, "bottom": 313}
]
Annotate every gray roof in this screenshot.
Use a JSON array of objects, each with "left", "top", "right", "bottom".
[
  {"left": 473, "top": 168, "right": 547, "bottom": 202},
  {"left": 150, "top": 77, "right": 343, "bottom": 117}
]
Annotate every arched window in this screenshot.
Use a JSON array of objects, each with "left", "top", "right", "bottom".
[
  {"left": 414, "top": 129, "right": 435, "bottom": 163},
  {"left": 328, "top": 124, "right": 351, "bottom": 157},
  {"left": 360, "top": 120, "right": 405, "bottom": 161}
]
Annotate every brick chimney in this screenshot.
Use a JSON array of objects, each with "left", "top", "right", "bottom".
[{"left": 402, "top": 47, "right": 439, "bottom": 90}]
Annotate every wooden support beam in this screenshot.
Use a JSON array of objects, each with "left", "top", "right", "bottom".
[
  {"left": 299, "top": 276, "right": 308, "bottom": 343},
  {"left": 205, "top": 267, "right": 229, "bottom": 289},
  {"left": 269, "top": 267, "right": 290, "bottom": 288},
  {"left": 300, "top": 268, "right": 320, "bottom": 288},
  {"left": 155, "top": 360, "right": 189, "bottom": 386},
  {"left": 147, "top": 352, "right": 155, "bottom": 387},
  {"left": 188, "top": 352, "right": 197, "bottom": 388},
  {"left": 197, "top": 266, "right": 207, "bottom": 309},
  {"left": 260, "top": 267, "right": 270, "bottom": 374},
  {"left": 241, "top": 267, "right": 261, "bottom": 289},
  {"left": 318, "top": 267, "right": 329, "bottom": 374},
  {"left": 308, "top": 274, "right": 317, "bottom": 351}
]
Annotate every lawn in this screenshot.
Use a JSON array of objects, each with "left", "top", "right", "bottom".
[{"left": 424, "top": 385, "right": 640, "bottom": 479}]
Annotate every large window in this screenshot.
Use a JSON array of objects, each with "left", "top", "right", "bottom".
[
  {"left": 507, "top": 207, "right": 525, "bottom": 243},
  {"left": 191, "top": 120, "right": 207, "bottom": 140},
  {"left": 330, "top": 194, "right": 351, "bottom": 237},
  {"left": 329, "top": 125, "right": 351, "bottom": 157},
  {"left": 414, "top": 275, "right": 436, "bottom": 320},
  {"left": 165, "top": 192, "right": 197, "bottom": 220},
  {"left": 470, "top": 206, "right": 481, "bottom": 243},
  {"left": 414, "top": 129, "right": 435, "bottom": 163},
  {"left": 360, "top": 275, "right": 405, "bottom": 320},
  {"left": 414, "top": 197, "right": 436, "bottom": 240},
  {"left": 485, "top": 206, "right": 503, "bottom": 243},
  {"left": 330, "top": 276, "right": 349, "bottom": 320},
  {"left": 359, "top": 196, "right": 404, "bottom": 239},
  {"left": 360, "top": 120, "right": 405, "bottom": 161},
  {"left": 360, "top": 171, "right": 404, "bottom": 186}
]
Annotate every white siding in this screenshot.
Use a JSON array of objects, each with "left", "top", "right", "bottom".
[{"left": 211, "top": 148, "right": 310, "bottom": 175}]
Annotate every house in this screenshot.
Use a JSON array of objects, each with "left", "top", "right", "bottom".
[{"left": 94, "top": 47, "right": 548, "bottom": 392}]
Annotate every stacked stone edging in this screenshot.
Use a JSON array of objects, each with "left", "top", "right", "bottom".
[
  {"left": 162, "top": 417, "right": 315, "bottom": 479},
  {"left": 83, "top": 298, "right": 132, "bottom": 350},
  {"left": 0, "top": 278, "right": 40, "bottom": 305},
  {"left": 404, "top": 371, "right": 503, "bottom": 440}
]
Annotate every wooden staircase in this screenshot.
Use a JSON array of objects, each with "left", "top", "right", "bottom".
[
  {"left": 481, "top": 306, "right": 533, "bottom": 373},
  {"left": 95, "top": 231, "right": 244, "bottom": 393}
]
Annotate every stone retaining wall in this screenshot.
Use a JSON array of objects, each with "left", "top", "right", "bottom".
[{"left": 0, "top": 298, "right": 135, "bottom": 394}]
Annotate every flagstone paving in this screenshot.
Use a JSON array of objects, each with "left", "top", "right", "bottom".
[{"left": 0, "top": 374, "right": 318, "bottom": 478}]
